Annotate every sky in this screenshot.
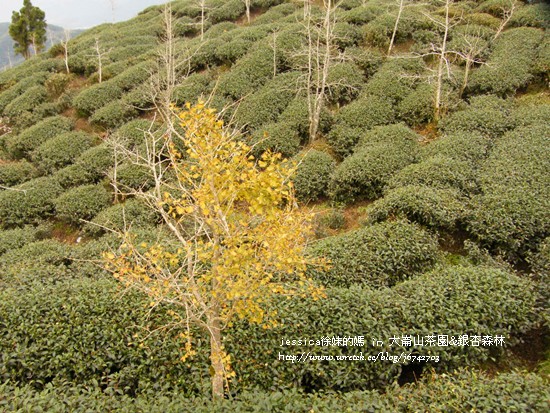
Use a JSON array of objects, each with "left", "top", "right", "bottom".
[{"left": 0, "top": 0, "right": 169, "bottom": 29}]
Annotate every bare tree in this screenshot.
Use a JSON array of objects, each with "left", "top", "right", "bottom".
[
  {"left": 388, "top": 0, "right": 408, "bottom": 56},
  {"left": 494, "top": 0, "right": 518, "bottom": 40},
  {"left": 244, "top": 0, "right": 251, "bottom": 24},
  {"left": 198, "top": 0, "right": 208, "bottom": 41},
  {"left": 449, "top": 29, "right": 488, "bottom": 97},
  {"left": 90, "top": 37, "right": 112, "bottom": 83},
  {"left": 297, "top": 0, "right": 342, "bottom": 143},
  {"left": 61, "top": 29, "right": 71, "bottom": 74}
]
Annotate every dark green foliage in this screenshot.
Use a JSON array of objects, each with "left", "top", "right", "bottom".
[
  {"left": 85, "top": 198, "right": 160, "bottom": 236},
  {"left": 73, "top": 82, "right": 124, "bottom": 116},
  {"left": 367, "top": 185, "right": 466, "bottom": 230},
  {"left": 0, "top": 73, "right": 48, "bottom": 112},
  {"left": 217, "top": 45, "right": 274, "bottom": 99},
  {"left": 421, "top": 131, "right": 490, "bottom": 165},
  {"left": 308, "top": 220, "right": 440, "bottom": 287},
  {"left": 329, "top": 124, "right": 419, "bottom": 203},
  {"left": 439, "top": 95, "right": 514, "bottom": 139},
  {"left": 249, "top": 122, "right": 301, "bottom": 158},
  {"left": 397, "top": 83, "right": 435, "bottom": 126},
  {"left": 215, "top": 37, "right": 254, "bottom": 64},
  {"left": 1, "top": 239, "right": 72, "bottom": 271},
  {"left": 0, "top": 226, "right": 38, "bottom": 256},
  {"left": 387, "top": 155, "right": 477, "bottom": 194},
  {"left": 326, "top": 62, "right": 364, "bottom": 104},
  {"left": 363, "top": 59, "right": 424, "bottom": 103},
  {"left": 116, "top": 163, "right": 155, "bottom": 191},
  {"left": 468, "top": 27, "right": 545, "bottom": 95},
  {"left": 233, "top": 72, "right": 300, "bottom": 130},
  {"left": 90, "top": 101, "right": 139, "bottom": 129},
  {"left": 278, "top": 96, "right": 333, "bottom": 141},
  {"left": 53, "top": 164, "right": 95, "bottom": 189},
  {"left": 0, "top": 277, "right": 202, "bottom": 394},
  {"left": 341, "top": 4, "right": 385, "bottom": 25},
  {"left": 6, "top": 115, "right": 74, "bottom": 159},
  {"left": 173, "top": 72, "right": 213, "bottom": 106},
  {"left": 0, "top": 370, "right": 548, "bottom": 412},
  {"left": 327, "top": 124, "right": 366, "bottom": 159},
  {"left": 45, "top": 73, "right": 72, "bottom": 98},
  {"left": 509, "top": 2, "right": 550, "bottom": 29},
  {"left": 114, "top": 119, "right": 152, "bottom": 149},
  {"left": 333, "top": 22, "right": 364, "bottom": 49},
  {"left": 32, "top": 132, "right": 96, "bottom": 173},
  {"left": 74, "top": 143, "right": 115, "bottom": 181},
  {"left": 209, "top": 0, "right": 246, "bottom": 24},
  {"left": 335, "top": 94, "right": 395, "bottom": 130},
  {"left": 345, "top": 46, "right": 384, "bottom": 78},
  {"left": 292, "top": 150, "right": 335, "bottom": 203},
  {"left": 467, "top": 123, "right": 550, "bottom": 256},
  {"left": 112, "top": 62, "right": 154, "bottom": 91},
  {"left": 4, "top": 85, "right": 48, "bottom": 120},
  {"left": 55, "top": 184, "right": 112, "bottom": 226},
  {"left": 9, "top": 0, "right": 47, "bottom": 59},
  {"left": 0, "top": 160, "right": 39, "bottom": 187},
  {"left": 0, "top": 177, "right": 64, "bottom": 227},
  {"left": 512, "top": 102, "right": 550, "bottom": 128}
]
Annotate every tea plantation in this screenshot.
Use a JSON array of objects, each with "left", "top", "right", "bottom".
[{"left": 0, "top": 0, "right": 548, "bottom": 410}]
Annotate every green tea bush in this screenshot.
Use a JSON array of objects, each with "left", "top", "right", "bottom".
[
  {"left": 0, "top": 370, "right": 548, "bottom": 412},
  {"left": 439, "top": 95, "right": 514, "bottom": 139},
  {"left": 421, "top": 131, "right": 490, "bottom": 165},
  {"left": 387, "top": 155, "right": 477, "bottom": 194},
  {"left": 215, "top": 37, "right": 254, "bottom": 64},
  {"left": 122, "top": 84, "right": 154, "bottom": 109},
  {"left": 307, "top": 220, "right": 439, "bottom": 287},
  {"left": 0, "top": 226, "right": 38, "bottom": 256},
  {"left": 55, "top": 184, "right": 112, "bottom": 226},
  {"left": 511, "top": 102, "right": 550, "bottom": 128},
  {"left": 3, "top": 85, "right": 48, "bottom": 120},
  {"left": 217, "top": 45, "right": 274, "bottom": 99},
  {"left": 341, "top": 4, "right": 385, "bottom": 25},
  {"left": 116, "top": 163, "right": 155, "bottom": 191},
  {"left": 278, "top": 96, "right": 333, "bottom": 141},
  {"left": 73, "top": 82, "right": 124, "bottom": 116},
  {"left": 0, "top": 177, "right": 64, "bottom": 227},
  {"left": 75, "top": 143, "right": 115, "bottom": 180},
  {"left": 1, "top": 239, "right": 73, "bottom": 270},
  {"left": 45, "top": 73, "right": 72, "bottom": 98},
  {"left": 345, "top": 46, "right": 384, "bottom": 78},
  {"left": 397, "top": 83, "right": 435, "bottom": 126},
  {"left": 32, "top": 132, "right": 96, "bottom": 173},
  {"left": 326, "top": 62, "right": 364, "bottom": 104},
  {"left": 0, "top": 160, "right": 39, "bottom": 187},
  {"left": 85, "top": 198, "right": 160, "bottom": 236},
  {"left": 0, "top": 73, "right": 49, "bottom": 112},
  {"left": 363, "top": 59, "right": 423, "bottom": 101},
  {"left": 468, "top": 27, "right": 544, "bottom": 95},
  {"left": 112, "top": 62, "right": 154, "bottom": 91},
  {"left": 292, "top": 150, "right": 335, "bottom": 203},
  {"left": 173, "top": 72, "right": 213, "bottom": 106},
  {"left": 333, "top": 22, "right": 364, "bottom": 49},
  {"left": 467, "top": 123, "right": 550, "bottom": 256},
  {"left": 509, "top": 2, "right": 550, "bottom": 28},
  {"left": 327, "top": 124, "right": 367, "bottom": 159},
  {"left": 209, "top": 0, "right": 245, "bottom": 24},
  {"left": 115, "top": 119, "right": 152, "bottom": 149},
  {"left": 367, "top": 185, "right": 466, "bottom": 231},
  {"left": 252, "top": 2, "right": 297, "bottom": 25},
  {"left": 249, "top": 121, "right": 301, "bottom": 158},
  {"left": 465, "top": 12, "right": 501, "bottom": 29},
  {"left": 0, "top": 277, "right": 202, "bottom": 394},
  {"left": 233, "top": 72, "right": 300, "bottom": 130},
  {"left": 6, "top": 116, "right": 74, "bottom": 159},
  {"left": 90, "top": 101, "right": 139, "bottom": 129},
  {"left": 334, "top": 94, "right": 395, "bottom": 129},
  {"left": 329, "top": 124, "right": 420, "bottom": 202},
  {"left": 232, "top": 265, "right": 538, "bottom": 392}
]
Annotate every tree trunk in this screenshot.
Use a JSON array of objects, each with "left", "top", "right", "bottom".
[
  {"left": 460, "top": 59, "right": 472, "bottom": 98},
  {"left": 209, "top": 308, "right": 224, "bottom": 399},
  {"left": 388, "top": 0, "right": 404, "bottom": 56}
]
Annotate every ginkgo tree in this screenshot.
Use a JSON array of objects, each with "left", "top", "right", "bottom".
[{"left": 104, "top": 102, "right": 325, "bottom": 399}]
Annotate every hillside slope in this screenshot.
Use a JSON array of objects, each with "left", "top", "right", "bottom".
[{"left": 0, "top": 0, "right": 548, "bottom": 407}]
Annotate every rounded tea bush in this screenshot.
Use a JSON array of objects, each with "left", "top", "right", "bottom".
[
  {"left": 55, "top": 184, "right": 112, "bottom": 226},
  {"left": 367, "top": 185, "right": 467, "bottom": 231},
  {"left": 6, "top": 116, "right": 73, "bottom": 159},
  {"left": 0, "top": 177, "right": 64, "bottom": 227},
  {"left": 327, "top": 124, "right": 367, "bottom": 159},
  {"left": 278, "top": 96, "right": 333, "bottom": 141},
  {"left": 421, "top": 131, "right": 490, "bottom": 165},
  {"left": 326, "top": 61, "right": 364, "bottom": 105},
  {"left": 32, "top": 131, "right": 96, "bottom": 173},
  {"left": 249, "top": 121, "right": 302, "bottom": 158},
  {"left": 292, "top": 150, "right": 336, "bottom": 203},
  {"left": 0, "top": 160, "right": 40, "bottom": 187},
  {"left": 307, "top": 219, "right": 440, "bottom": 287},
  {"left": 335, "top": 94, "right": 396, "bottom": 130},
  {"left": 73, "top": 81, "right": 124, "bottom": 116},
  {"left": 329, "top": 124, "right": 420, "bottom": 203}
]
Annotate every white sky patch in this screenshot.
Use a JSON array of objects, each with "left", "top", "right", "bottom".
[{"left": 0, "top": 0, "right": 168, "bottom": 29}]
